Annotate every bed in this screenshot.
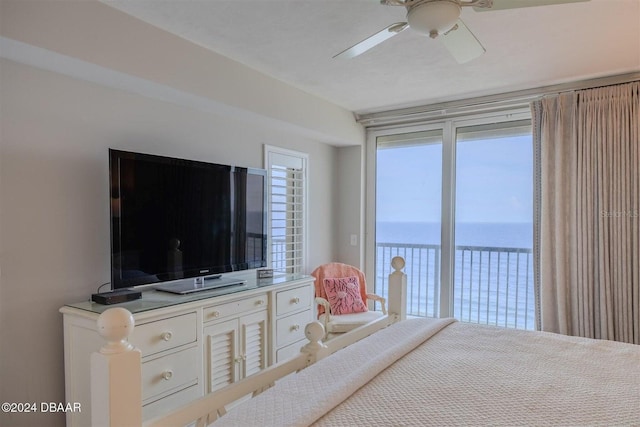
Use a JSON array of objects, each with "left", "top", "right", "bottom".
[
  {"left": 211, "top": 317, "right": 640, "bottom": 427},
  {"left": 92, "top": 257, "right": 640, "bottom": 427}
]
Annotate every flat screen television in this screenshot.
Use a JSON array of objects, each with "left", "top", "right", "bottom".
[{"left": 109, "top": 149, "right": 267, "bottom": 290}]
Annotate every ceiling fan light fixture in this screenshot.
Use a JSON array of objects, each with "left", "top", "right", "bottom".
[
  {"left": 407, "top": 0, "right": 462, "bottom": 38},
  {"left": 335, "top": 0, "right": 589, "bottom": 62}
]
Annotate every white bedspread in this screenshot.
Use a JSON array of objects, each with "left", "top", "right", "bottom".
[
  {"left": 212, "top": 318, "right": 455, "bottom": 427},
  {"left": 213, "top": 318, "right": 640, "bottom": 427}
]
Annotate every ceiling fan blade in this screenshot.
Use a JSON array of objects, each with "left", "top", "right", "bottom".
[
  {"left": 440, "top": 19, "right": 485, "bottom": 64},
  {"left": 473, "top": 0, "right": 589, "bottom": 12},
  {"left": 333, "top": 22, "right": 408, "bottom": 59}
]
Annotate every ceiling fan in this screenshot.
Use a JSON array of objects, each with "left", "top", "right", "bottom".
[{"left": 334, "top": 0, "right": 590, "bottom": 63}]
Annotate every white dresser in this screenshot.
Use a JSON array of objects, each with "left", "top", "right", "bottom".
[{"left": 60, "top": 274, "right": 314, "bottom": 427}]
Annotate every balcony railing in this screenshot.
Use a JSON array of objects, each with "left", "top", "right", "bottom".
[
  {"left": 376, "top": 243, "right": 536, "bottom": 330},
  {"left": 272, "top": 239, "right": 536, "bottom": 330}
]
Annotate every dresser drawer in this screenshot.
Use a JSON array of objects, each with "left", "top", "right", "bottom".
[
  {"left": 141, "top": 346, "right": 199, "bottom": 402},
  {"left": 143, "top": 383, "right": 200, "bottom": 420},
  {"left": 275, "top": 285, "right": 312, "bottom": 316},
  {"left": 132, "top": 313, "right": 197, "bottom": 357},
  {"left": 276, "top": 340, "right": 304, "bottom": 363},
  {"left": 203, "top": 293, "right": 267, "bottom": 322},
  {"left": 276, "top": 309, "right": 312, "bottom": 348}
]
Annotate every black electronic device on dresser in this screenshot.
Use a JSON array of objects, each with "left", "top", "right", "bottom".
[
  {"left": 109, "top": 149, "right": 267, "bottom": 294},
  {"left": 91, "top": 288, "right": 142, "bottom": 305}
]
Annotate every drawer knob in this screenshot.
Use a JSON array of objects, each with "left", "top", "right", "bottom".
[
  {"left": 160, "top": 331, "right": 173, "bottom": 342},
  {"left": 290, "top": 324, "right": 300, "bottom": 332},
  {"left": 255, "top": 300, "right": 264, "bottom": 306},
  {"left": 161, "top": 370, "right": 173, "bottom": 381},
  {"left": 291, "top": 297, "right": 300, "bottom": 304},
  {"left": 210, "top": 311, "right": 220, "bottom": 318}
]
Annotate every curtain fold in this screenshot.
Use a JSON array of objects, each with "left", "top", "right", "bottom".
[{"left": 533, "top": 81, "right": 639, "bottom": 344}]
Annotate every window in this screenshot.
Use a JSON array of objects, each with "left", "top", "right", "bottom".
[
  {"left": 368, "top": 112, "right": 536, "bottom": 330},
  {"left": 375, "top": 130, "right": 443, "bottom": 317},
  {"left": 454, "top": 121, "right": 534, "bottom": 329},
  {"left": 264, "top": 146, "right": 308, "bottom": 274}
]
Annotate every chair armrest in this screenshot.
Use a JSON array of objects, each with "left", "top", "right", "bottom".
[
  {"left": 315, "top": 297, "right": 330, "bottom": 313},
  {"left": 315, "top": 297, "right": 331, "bottom": 336},
  {"left": 366, "top": 294, "right": 387, "bottom": 315}
]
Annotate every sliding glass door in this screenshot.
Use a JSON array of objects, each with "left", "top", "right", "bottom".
[
  {"left": 454, "top": 121, "right": 534, "bottom": 329},
  {"left": 370, "top": 112, "right": 535, "bottom": 330},
  {"left": 375, "top": 130, "right": 443, "bottom": 317}
]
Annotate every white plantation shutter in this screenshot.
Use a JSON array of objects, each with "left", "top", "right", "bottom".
[{"left": 265, "top": 146, "right": 308, "bottom": 274}]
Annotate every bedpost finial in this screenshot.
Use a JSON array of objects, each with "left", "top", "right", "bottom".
[
  {"left": 301, "top": 321, "right": 328, "bottom": 360},
  {"left": 391, "top": 256, "right": 405, "bottom": 272},
  {"left": 96, "top": 307, "right": 135, "bottom": 354},
  {"left": 305, "top": 321, "right": 325, "bottom": 343}
]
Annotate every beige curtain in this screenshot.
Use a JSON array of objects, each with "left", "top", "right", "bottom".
[{"left": 532, "top": 81, "right": 639, "bottom": 344}]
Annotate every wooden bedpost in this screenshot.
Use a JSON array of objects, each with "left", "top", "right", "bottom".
[
  {"left": 387, "top": 256, "right": 407, "bottom": 321},
  {"left": 300, "top": 321, "right": 329, "bottom": 363},
  {"left": 91, "top": 307, "right": 142, "bottom": 427}
]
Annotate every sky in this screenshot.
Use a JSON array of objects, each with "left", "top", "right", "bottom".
[{"left": 376, "top": 134, "right": 533, "bottom": 224}]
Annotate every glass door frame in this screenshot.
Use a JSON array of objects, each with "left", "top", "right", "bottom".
[{"left": 365, "top": 108, "right": 531, "bottom": 318}]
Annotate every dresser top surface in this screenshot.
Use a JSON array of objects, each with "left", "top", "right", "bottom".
[{"left": 63, "top": 273, "right": 312, "bottom": 315}]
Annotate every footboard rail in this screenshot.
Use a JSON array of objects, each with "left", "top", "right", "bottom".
[
  {"left": 91, "top": 256, "right": 407, "bottom": 427},
  {"left": 145, "top": 346, "right": 312, "bottom": 427}
]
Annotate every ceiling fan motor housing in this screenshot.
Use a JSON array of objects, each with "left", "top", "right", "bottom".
[{"left": 407, "top": 0, "right": 462, "bottom": 38}]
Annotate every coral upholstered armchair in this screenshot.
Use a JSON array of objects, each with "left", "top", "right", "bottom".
[{"left": 311, "top": 262, "right": 386, "bottom": 337}]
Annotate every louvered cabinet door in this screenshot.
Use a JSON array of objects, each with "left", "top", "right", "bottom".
[
  {"left": 204, "top": 318, "right": 239, "bottom": 393},
  {"left": 240, "top": 310, "right": 268, "bottom": 378}
]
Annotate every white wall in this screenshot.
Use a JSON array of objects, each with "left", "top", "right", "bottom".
[
  {"left": 0, "top": 56, "right": 341, "bottom": 427},
  {"left": 0, "top": 3, "right": 366, "bottom": 425},
  {"left": 336, "top": 145, "right": 366, "bottom": 268}
]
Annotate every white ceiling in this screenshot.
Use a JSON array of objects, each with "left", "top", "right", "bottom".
[{"left": 104, "top": 0, "right": 640, "bottom": 114}]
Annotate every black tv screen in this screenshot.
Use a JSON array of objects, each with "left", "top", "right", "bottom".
[{"left": 109, "top": 149, "right": 267, "bottom": 289}]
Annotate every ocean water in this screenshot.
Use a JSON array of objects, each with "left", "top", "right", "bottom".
[
  {"left": 376, "top": 221, "right": 533, "bottom": 248},
  {"left": 375, "top": 221, "right": 535, "bottom": 329}
]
